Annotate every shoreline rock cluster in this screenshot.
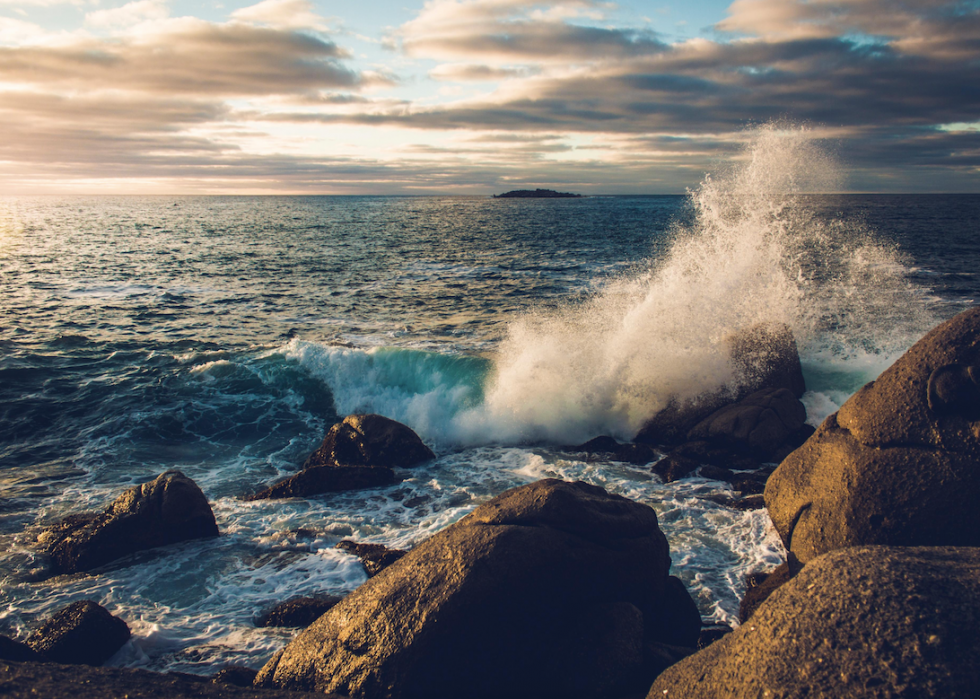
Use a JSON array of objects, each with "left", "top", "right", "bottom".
[{"left": 6, "top": 308, "right": 980, "bottom": 697}]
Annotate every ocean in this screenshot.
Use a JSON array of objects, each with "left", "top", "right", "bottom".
[{"left": 1, "top": 131, "right": 978, "bottom": 675}]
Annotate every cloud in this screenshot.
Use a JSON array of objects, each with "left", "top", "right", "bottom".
[
  {"left": 396, "top": 0, "right": 666, "bottom": 62},
  {"left": 0, "top": 19, "right": 361, "bottom": 95},
  {"left": 85, "top": 0, "right": 170, "bottom": 29},
  {"left": 231, "top": 0, "right": 331, "bottom": 31},
  {"left": 429, "top": 62, "right": 531, "bottom": 80}
]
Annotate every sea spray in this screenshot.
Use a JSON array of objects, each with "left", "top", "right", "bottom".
[{"left": 460, "top": 124, "right": 936, "bottom": 444}]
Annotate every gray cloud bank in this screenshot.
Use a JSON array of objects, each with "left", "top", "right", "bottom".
[{"left": 0, "top": 0, "right": 977, "bottom": 193}]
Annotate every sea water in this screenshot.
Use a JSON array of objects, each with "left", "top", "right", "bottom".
[{"left": 0, "top": 127, "right": 977, "bottom": 674}]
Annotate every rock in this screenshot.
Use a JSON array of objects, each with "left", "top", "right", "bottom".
[
  {"left": 335, "top": 541, "right": 406, "bottom": 577},
  {"left": 687, "top": 387, "right": 808, "bottom": 460},
  {"left": 37, "top": 471, "right": 219, "bottom": 574},
  {"left": 728, "top": 322, "right": 806, "bottom": 399},
  {"left": 248, "top": 415, "right": 433, "bottom": 501},
  {"left": 255, "top": 479, "right": 699, "bottom": 699},
  {"left": 247, "top": 466, "right": 396, "bottom": 501},
  {"left": 304, "top": 414, "right": 435, "bottom": 470},
  {"left": 651, "top": 454, "right": 699, "bottom": 483},
  {"left": 26, "top": 600, "right": 130, "bottom": 666},
  {"left": 704, "top": 494, "right": 766, "bottom": 511},
  {"left": 697, "top": 464, "right": 735, "bottom": 482},
  {"left": 0, "top": 659, "right": 337, "bottom": 699},
  {"left": 211, "top": 666, "right": 258, "bottom": 687},
  {"left": 765, "top": 308, "right": 980, "bottom": 565},
  {"left": 635, "top": 323, "right": 806, "bottom": 446},
  {"left": 255, "top": 596, "right": 344, "bottom": 629},
  {"left": 696, "top": 624, "right": 733, "bottom": 650},
  {"left": 737, "top": 561, "right": 798, "bottom": 623},
  {"left": 572, "top": 437, "right": 657, "bottom": 465},
  {"left": 649, "top": 546, "right": 980, "bottom": 698},
  {"left": 0, "top": 635, "right": 41, "bottom": 662}
]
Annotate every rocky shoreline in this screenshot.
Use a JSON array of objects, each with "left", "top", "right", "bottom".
[{"left": 5, "top": 308, "right": 980, "bottom": 697}]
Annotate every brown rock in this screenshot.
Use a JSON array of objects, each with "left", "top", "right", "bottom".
[
  {"left": 37, "top": 471, "right": 219, "bottom": 574},
  {"left": 304, "top": 414, "right": 435, "bottom": 470},
  {"left": 765, "top": 308, "right": 980, "bottom": 564},
  {"left": 649, "top": 546, "right": 980, "bottom": 698},
  {"left": 687, "top": 387, "right": 807, "bottom": 459},
  {"left": 26, "top": 600, "right": 130, "bottom": 666},
  {"left": 247, "top": 465, "right": 396, "bottom": 501},
  {"left": 0, "top": 636, "right": 40, "bottom": 663},
  {"left": 255, "top": 479, "right": 698, "bottom": 699},
  {"left": 737, "top": 561, "right": 798, "bottom": 623}
]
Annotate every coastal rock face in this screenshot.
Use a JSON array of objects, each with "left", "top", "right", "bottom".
[
  {"left": 249, "top": 415, "right": 434, "bottom": 501},
  {"left": 255, "top": 479, "right": 699, "bottom": 699},
  {"left": 649, "top": 546, "right": 980, "bottom": 698},
  {"left": 635, "top": 323, "right": 805, "bottom": 445},
  {"left": 37, "top": 471, "right": 219, "bottom": 573},
  {"left": 0, "top": 636, "right": 41, "bottom": 662},
  {"left": 26, "top": 600, "right": 130, "bottom": 666},
  {"left": 765, "top": 307, "right": 980, "bottom": 564},
  {"left": 335, "top": 540, "right": 406, "bottom": 577}
]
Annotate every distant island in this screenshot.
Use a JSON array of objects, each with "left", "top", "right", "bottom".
[{"left": 493, "top": 188, "right": 583, "bottom": 199}]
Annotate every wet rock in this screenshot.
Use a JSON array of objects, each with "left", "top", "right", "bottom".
[
  {"left": 335, "top": 541, "right": 406, "bottom": 577},
  {"left": 651, "top": 454, "right": 699, "bottom": 483},
  {"left": 766, "top": 308, "right": 980, "bottom": 564},
  {"left": 650, "top": 546, "right": 980, "bottom": 698},
  {"left": 573, "top": 437, "right": 657, "bottom": 465},
  {"left": 304, "top": 414, "right": 435, "bottom": 470},
  {"left": 26, "top": 600, "right": 130, "bottom": 666},
  {"left": 635, "top": 323, "right": 806, "bottom": 446},
  {"left": 704, "top": 494, "right": 766, "bottom": 511},
  {"left": 697, "top": 464, "right": 735, "bottom": 482},
  {"left": 247, "top": 466, "right": 396, "bottom": 501},
  {"left": 37, "top": 471, "right": 219, "bottom": 574},
  {"left": 211, "top": 666, "right": 258, "bottom": 687},
  {"left": 255, "top": 596, "right": 344, "bottom": 629},
  {"left": 255, "top": 479, "right": 699, "bottom": 699},
  {"left": 248, "top": 415, "right": 433, "bottom": 501},
  {"left": 687, "top": 387, "right": 808, "bottom": 460},
  {"left": 0, "top": 635, "right": 41, "bottom": 662}
]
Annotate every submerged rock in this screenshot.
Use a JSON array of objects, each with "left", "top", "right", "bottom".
[
  {"left": 572, "top": 436, "right": 657, "bottom": 464},
  {"left": 650, "top": 546, "right": 980, "bottom": 698},
  {"left": 255, "top": 479, "right": 700, "bottom": 699},
  {"left": 249, "top": 415, "right": 434, "bottom": 501},
  {"left": 766, "top": 307, "right": 980, "bottom": 564},
  {"left": 26, "top": 600, "right": 130, "bottom": 666},
  {"left": 37, "top": 471, "right": 219, "bottom": 574}
]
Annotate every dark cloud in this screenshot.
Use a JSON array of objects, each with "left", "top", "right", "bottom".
[{"left": 0, "top": 22, "right": 363, "bottom": 95}]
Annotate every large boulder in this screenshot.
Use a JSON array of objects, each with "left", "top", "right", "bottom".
[
  {"left": 255, "top": 479, "right": 700, "bottom": 699},
  {"left": 37, "top": 471, "right": 219, "bottom": 574},
  {"left": 649, "top": 546, "right": 980, "bottom": 698},
  {"left": 248, "top": 415, "right": 434, "bottom": 501},
  {"left": 765, "top": 308, "right": 980, "bottom": 565},
  {"left": 26, "top": 600, "right": 130, "bottom": 666},
  {"left": 635, "top": 323, "right": 805, "bottom": 445}
]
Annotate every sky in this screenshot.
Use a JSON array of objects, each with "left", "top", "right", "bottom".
[{"left": 0, "top": 0, "right": 977, "bottom": 194}]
